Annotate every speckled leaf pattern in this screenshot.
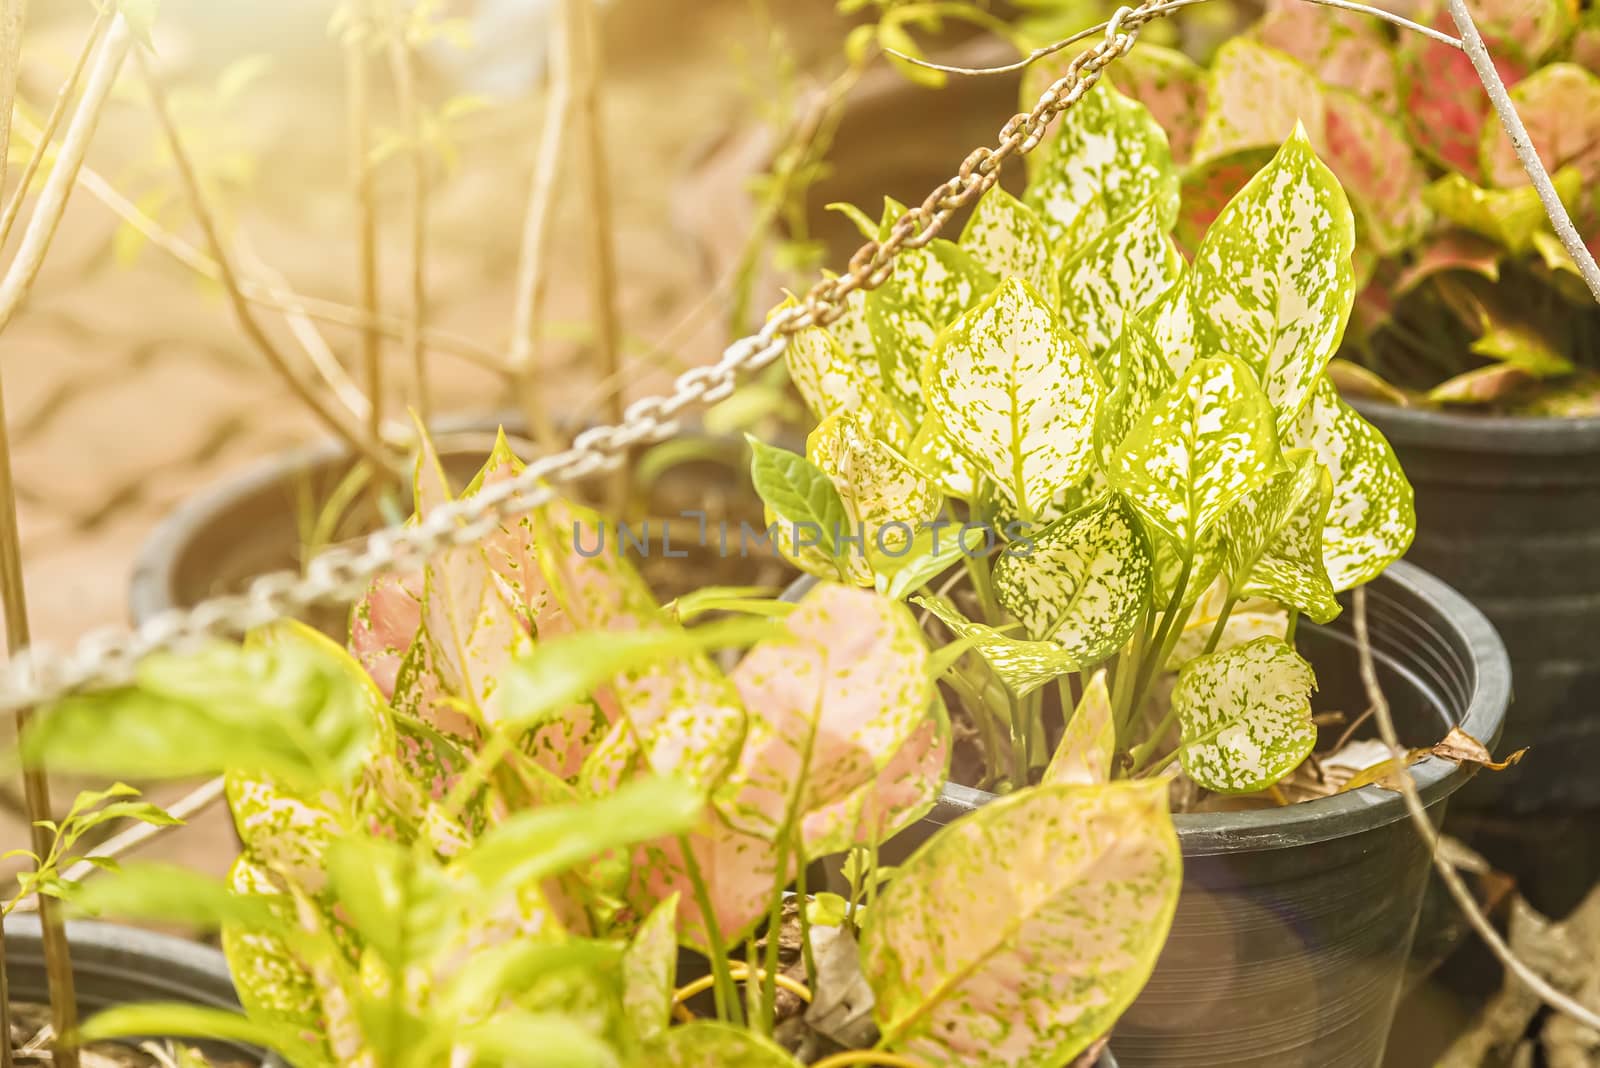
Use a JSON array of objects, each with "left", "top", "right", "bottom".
[
  {"left": 1106, "top": 45, "right": 1208, "bottom": 165},
  {"left": 1024, "top": 81, "right": 1180, "bottom": 246},
  {"left": 1058, "top": 195, "right": 1183, "bottom": 358},
  {"left": 348, "top": 571, "right": 423, "bottom": 700},
  {"left": 866, "top": 238, "right": 995, "bottom": 421},
  {"left": 782, "top": 308, "right": 892, "bottom": 428},
  {"left": 647, "top": 1021, "right": 800, "bottom": 1067},
  {"left": 916, "top": 596, "right": 1078, "bottom": 697},
  {"left": 907, "top": 412, "right": 979, "bottom": 500},
  {"left": 623, "top": 810, "right": 784, "bottom": 953},
  {"left": 802, "top": 709, "right": 950, "bottom": 859},
  {"left": 723, "top": 583, "right": 930, "bottom": 837},
  {"left": 1480, "top": 63, "right": 1600, "bottom": 188},
  {"left": 1323, "top": 90, "right": 1431, "bottom": 256},
  {"left": 926, "top": 277, "right": 1104, "bottom": 521},
  {"left": 622, "top": 893, "right": 678, "bottom": 1044},
  {"left": 220, "top": 854, "right": 324, "bottom": 1051},
  {"left": 422, "top": 546, "right": 534, "bottom": 726},
  {"left": 1289, "top": 377, "right": 1416, "bottom": 591},
  {"left": 1096, "top": 318, "right": 1176, "bottom": 468},
  {"left": 1109, "top": 355, "right": 1282, "bottom": 550},
  {"left": 1221, "top": 451, "right": 1342, "bottom": 624},
  {"left": 1175, "top": 637, "right": 1317, "bottom": 794},
  {"left": 863, "top": 780, "right": 1180, "bottom": 1067},
  {"left": 960, "top": 185, "right": 1056, "bottom": 301},
  {"left": 808, "top": 406, "right": 942, "bottom": 562},
  {"left": 225, "top": 772, "right": 344, "bottom": 893},
  {"left": 1194, "top": 39, "right": 1327, "bottom": 166},
  {"left": 1043, "top": 669, "right": 1115, "bottom": 786},
  {"left": 1188, "top": 127, "right": 1356, "bottom": 435},
  {"left": 1399, "top": 28, "right": 1523, "bottom": 178},
  {"left": 1254, "top": 0, "right": 1399, "bottom": 110},
  {"left": 992, "top": 495, "right": 1153, "bottom": 669}
]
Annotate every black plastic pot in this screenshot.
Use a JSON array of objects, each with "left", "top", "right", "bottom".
[
  {"left": 794, "top": 561, "right": 1510, "bottom": 1068},
  {"left": 1350, "top": 402, "right": 1600, "bottom": 817},
  {"left": 4, "top": 914, "right": 268, "bottom": 1064}
]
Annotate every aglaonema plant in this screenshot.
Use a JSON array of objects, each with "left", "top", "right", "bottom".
[
  {"left": 754, "top": 78, "right": 1420, "bottom": 802},
  {"left": 21, "top": 431, "right": 1181, "bottom": 1068},
  {"left": 1086, "top": 0, "right": 1600, "bottom": 412}
]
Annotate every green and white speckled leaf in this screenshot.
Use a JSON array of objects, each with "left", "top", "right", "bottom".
[
  {"left": 1024, "top": 81, "right": 1180, "bottom": 247},
  {"left": 1221, "top": 450, "right": 1342, "bottom": 624},
  {"left": 225, "top": 772, "right": 344, "bottom": 893},
  {"left": 1175, "top": 637, "right": 1317, "bottom": 794},
  {"left": 1149, "top": 524, "right": 1226, "bottom": 613},
  {"left": 992, "top": 495, "right": 1153, "bottom": 667},
  {"left": 1043, "top": 669, "right": 1115, "bottom": 786},
  {"left": 802, "top": 706, "right": 950, "bottom": 859},
  {"left": 915, "top": 596, "right": 1077, "bottom": 698},
  {"left": 1288, "top": 377, "right": 1415, "bottom": 591},
  {"left": 647, "top": 1021, "right": 800, "bottom": 1067},
  {"left": 622, "top": 893, "right": 678, "bottom": 1045},
  {"left": 1109, "top": 354, "right": 1282, "bottom": 550},
  {"left": 1058, "top": 194, "right": 1184, "bottom": 358},
  {"left": 220, "top": 854, "right": 324, "bottom": 1051},
  {"left": 808, "top": 406, "right": 942, "bottom": 560},
  {"left": 863, "top": 780, "right": 1181, "bottom": 1067},
  {"left": 1097, "top": 318, "right": 1177, "bottom": 468},
  {"left": 781, "top": 300, "right": 898, "bottom": 431},
  {"left": 1188, "top": 126, "right": 1356, "bottom": 435},
  {"left": 926, "top": 277, "right": 1105, "bottom": 521},
  {"left": 866, "top": 237, "right": 996, "bottom": 421},
  {"left": 723, "top": 583, "right": 931, "bottom": 838},
  {"left": 960, "top": 185, "right": 1056, "bottom": 302},
  {"left": 907, "top": 412, "right": 980, "bottom": 500}
]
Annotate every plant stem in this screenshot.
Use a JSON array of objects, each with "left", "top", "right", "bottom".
[
  {"left": 1125, "top": 558, "right": 1191, "bottom": 741},
  {"left": 0, "top": 9, "right": 19, "bottom": 1067},
  {"left": 1201, "top": 591, "right": 1238, "bottom": 656},
  {"left": 508, "top": 0, "right": 574, "bottom": 456},
  {"left": 346, "top": 0, "right": 383, "bottom": 448},
  {"left": 0, "top": 3, "right": 108, "bottom": 253},
  {"left": 677, "top": 836, "right": 744, "bottom": 1028},
  {"left": 756, "top": 831, "right": 792, "bottom": 1034},
  {"left": 385, "top": 11, "right": 430, "bottom": 422},
  {"left": 1284, "top": 608, "right": 1299, "bottom": 645},
  {"left": 564, "top": 0, "right": 627, "bottom": 513},
  {"left": 137, "top": 50, "right": 398, "bottom": 477},
  {"left": 794, "top": 841, "right": 816, "bottom": 988},
  {"left": 0, "top": 11, "right": 129, "bottom": 335}
]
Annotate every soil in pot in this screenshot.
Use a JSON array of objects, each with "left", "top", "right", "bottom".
[{"left": 130, "top": 418, "right": 793, "bottom": 640}]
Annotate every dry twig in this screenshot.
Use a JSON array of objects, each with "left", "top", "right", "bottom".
[{"left": 385, "top": 7, "right": 431, "bottom": 420}]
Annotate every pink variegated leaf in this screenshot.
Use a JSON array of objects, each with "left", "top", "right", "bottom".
[
  {"left": 723, "top": 583, "right": 931, "bottom": 840},
  {"left": 1453, "top": 0, "right": 1578, "bottom": 63},
  {"left": 1394, "top": 230, "right": 1503, "bottom": 295},
  {"left": 622, "top": 810, "right": 786, "bottom": 953},
  {"left": 348, "top": 571, "right": 423, "bottom": 699},
  {"left": 1108, "top": 44, "right": 1208, "bottom": 165},
  {"left": 1399, "top": 20, "right": 1525, "bottom": 177},
  {"left": 1193, "top": 39, "right": 1327, "bottom": 167},
  {"left": 1255, "top": 0, "right": 1400, "bottom": 111},
  {"left": 1427, "top": 362, "right": 1537, "bottom": 404},
  {"left": 801, "top": 706, "right": 950, "bottom": 859},
  {"left": 1175, "top": 147, "right": 1274, "bottom": 257},
  {"left": 1479, "top": 63, "right": 1600, "bottom": 190},
  {"left": 1042, "top": 669, "right": 1115, "bottom": 787},
  {"left": 1324, "top": 90, "right": 1430, "bottom": 255}
]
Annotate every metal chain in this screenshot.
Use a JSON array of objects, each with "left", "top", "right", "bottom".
[{"left": 0, "top": 4, "right": 1160, "bottom": 715}]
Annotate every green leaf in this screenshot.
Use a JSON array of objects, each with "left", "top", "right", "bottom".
[
  {"left": 748, "top": 436, "right": 853, "bottom": 578},
  {"left": 1221, "top": 451, "right": 1342, "bottom": 624},
  {"left": 863, "top": 780, "right": 1181, "bottom": 1067},
  {"left": 808, "top": 405, "right": 942, "bottom": 562},
  {"left": 1423, "top": 169, "right": 1583, "bottom": 256},
  {"left": 1174, "top": 637, "right": 1317, "bottom": 793},
  {"left": 646, "top": 1021, "right": 800, "bottom": 1067},
  {"left": 81, "top": 1003, "right": 322, "bottom": 1068},
  {"left": 71, "top": 863, "right": 287, "bottom": 937},
  {"left": 323, "top": 837, "right": 456, "bottom": 975},
  {"left": 1288, "top": 376, "right": 1414, "bottom": 591},
  {"left": 440, "top": 940, "right": 624, "bottom": 1020},
  {"left": 668, "top": 586, "right": 790, "bottom": 623},
  {"left": 622, "top": 894, "right": 679, "bottom": 1045},
  {"left": 1109, "top": 354, "right": 1282, "bottom": 550},
  {"left": 925, "top": 277, "right": 1105, "bottom": 521},
  {"left": 992, "top": 494, "right": 1153, "bottom": 664},
  {"left": 455, "top": 1012, "right": 620, "bottom": 1068},
  {"left": 493, "top": 618, "right": 781, "bottom": 730},
  {"left": 1470, "top": 320, "right": 1576, "bottom": 378},
  {"left": 1042, "top": 668, "right": 1115, "bottom": 786},
  {"left": 1097, "top": 317, "right": 1177, "bottom": 465},
  {"left": 1024, "top": 80, "right": 1180, "bottom": 247},
  {"left": 1057, "top": 193, "right": 1183, "bottom": 358},
  {"left": 779, "top": 299, "right": 898, "bottom": 428},
  {"left": 875, "top": 524, "right": 989, "bottom": 601},
  {"left": 866, "top": 237, "right": 996, "bottom": 422},
  {"left": 1186, "top": 125, "right": 1357, "bottom": 434},
  {"left": 960, "top": 185, "right": 1056, "bottom": 302},
  {"left": 915, "top": 596, "right": 1078, "bottom": 697}
]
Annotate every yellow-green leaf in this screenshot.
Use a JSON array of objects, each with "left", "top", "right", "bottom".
[
  {"left": 1221, "top": 450, "right": 1342, "bottom": 624},
  {"left": 916, "top": 595, "right": 1078, "bottom": 698},
  {"left": 960, "top": 185, "right": 1056, "bottom": 303},
  {"left": 1174, "top": 637, "right": 1317, "bottom": 794},
  {"left": 1058, "top": 194, "right": 1184, "bottom": 358},
  {"left": 1042, "top": 669, "right": 1115, "bottom": 786}
]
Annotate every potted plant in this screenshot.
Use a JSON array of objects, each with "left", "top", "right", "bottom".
[
  {"left": 1090, "top": 0, "right": 1600, "bottom": 830},
  {"left": 747, "top": 80, "right": 1513, "bottom": 1066},
  {"left": 21, "top": 430, "right": 1174, "bottom": 1066}
]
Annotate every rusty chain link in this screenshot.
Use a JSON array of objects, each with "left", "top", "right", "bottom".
[{"left": 0, "top": 2, "right": 1162, "bottom": 714}]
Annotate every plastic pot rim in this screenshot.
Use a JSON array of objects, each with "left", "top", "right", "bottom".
[{"left": 1349, "top": 395, "right": 1600, "bottom": 455}]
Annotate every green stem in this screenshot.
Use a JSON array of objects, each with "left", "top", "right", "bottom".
[
  {"left": 795, "top": 838, "right": 817, "bottom": 989},
  {"left": 1125, "top": 558, "right": 1193, "bottom": 742},
  {"left": 1201, "top": 592, "right": 1239, "bottom": 657},
  {"left": 678, "top": 836, "right": 743, "bottom": 1028},
  {"left": 1285, "top": 608, "right": 1300, "bottom": 645},
  {"left": 758, "top": 830, "right": 793, "bottom": 1034}
]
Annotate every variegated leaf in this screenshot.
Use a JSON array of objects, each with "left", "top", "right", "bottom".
[
  {"left": 1254, "top": 0, "right": 1400, "bottom": 111},
  {"left": 1193, "top": 39, "right": 1327, "bottom": 167},
  {"left": 916, "top": 595, "right": 1077, "bottom": 697},
  {"left": 1058, "top": 194, "right": 1183, "bottom": 358},
  {"left": 992, "top": 495, "right": 1153, "bottom": 667},
  {"left": 802, "top": 707, "right": 950, "bottom": 859},
  {"left": 723, "top": 583, "right": 931, "bottom": 838},
  {"left": 1423, "top": 169, "right": 1583, "bottom": 255},
  {"left": 1167, "top": 583, "right": 1287, "bottom": 669},
  {"left": 1398, "top": 25, "right": 1524, "bottom": 178},
  {"left": 1106, "top": 44, "right": 1208, "bottom": 165},
  {"left": 1173, "top": 148, "right": 1274, "bottom": 259},
  {"left": 1042, "top": 669, "right": 1115, "bottom": 786},
  {"left": 866, "top": 237, "right": 996, "bottom": 421},
  {"left": 907, "top": 412, "right": 980, "bottom": 500},
  {"left": 960, "top": 185, "right": 1056, "bottom": 301},
  {"left": 1427, "top": 363, "right": 1537, "bottom": 405},
  {"left": 1174, "top": 637, "right": 1317, "bottom": 794},
  {"left": 1024, "top": 80, "right": 1180, "bottom": 247},
  {"left": 647, "top": 1021, "right": 799, "bottom": 1067},
  {"left": 1188, "top": 126, "right": 1356, "bottom": 435},
  {"left": 1323, "top": 90, "right": 1431, "bottom": 256},
  {"left": 622, "top": 894, "right": 679, "bottom": 1045},
  {"left": 623, "top": 809, "right": 785, "bottom": 953},
  {"left": 1096, "top": 317, "right": 1177, "bottom": 468},
  {"left": 1289, "top": 376, "right": 1415, "bottom": 591},
  {"left": 925, "top": 277, "right": 1105, "bottom": 522},
  {"left": 1221, "top": 451, "right": 1342, "bottom": 624},
  {"left": 808, "top": 406, "right": 942, "bottom": 561},
  {"left": 1149, "top": 523, "right": 1227, "bottom": 613},
  {"left": 863, "top": 780, "right": 1181, "bottom": 1068},
  {"left": 781, "top": 301, "right": 899, "bottom": 431},
  {"left": 1480, "top": 61, "right": 1600, "bottom": 191},
  {"left": 1109, "top": 355, "right": 1282, "bottom": 550},
  {"left": 220, "top": 854, "right": 325, "bottom": 1050},
  {"left": 348, "top": 571, "right": 423, "bottom": 700}
]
